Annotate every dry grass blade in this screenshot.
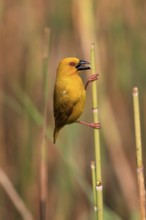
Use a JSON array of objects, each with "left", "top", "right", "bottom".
[{"left": 0, "top": 168, "right": 34, "bottom": 220}]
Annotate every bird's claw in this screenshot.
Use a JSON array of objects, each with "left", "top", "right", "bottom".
[
  {"left": 89, "top": 122, "right": 101, "bottom": 129},
  {"left": 85, "top": 73, "right": 99, "bottom": 89},
  {"left": 88, "top": 74, "right": 99, "bottom": 82},
  {"left": 76, "top": 120, "right": 101, "bottom": 129}
]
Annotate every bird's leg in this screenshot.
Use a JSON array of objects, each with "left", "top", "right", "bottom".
[
  {"left": 85, "top": 74, "right": 99, "bottom": 90},
  {"left": 76, "top": 120, "right": 100, "bottom": 129}
]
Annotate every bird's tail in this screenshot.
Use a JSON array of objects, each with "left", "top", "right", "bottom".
[{"left": 53, "top": 127, "right": 60, "bottom": 144}]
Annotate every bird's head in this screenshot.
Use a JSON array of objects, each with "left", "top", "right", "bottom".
[{"left": 57, "top": 57, "right": 91, "bottom": 78}]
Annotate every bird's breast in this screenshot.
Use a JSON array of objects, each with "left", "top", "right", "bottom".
[{"left": 55, "top": 74, "right": 86, "bottom": 124}]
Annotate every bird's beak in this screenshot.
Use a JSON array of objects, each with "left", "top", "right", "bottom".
[{"left": 76, "top": 60, "right": 91, "bottom": 71}]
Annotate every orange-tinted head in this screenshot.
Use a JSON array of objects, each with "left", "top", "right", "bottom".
[{"left": 56, "top": 57, "right": 90, "bottom": 78}]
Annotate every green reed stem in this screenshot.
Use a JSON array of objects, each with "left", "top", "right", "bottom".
[
  {"left": 90, "top": 161, "right": 97, "bottom": 211},
  {"left": 90, "top": 43, "right": 103, "bottom": 219},
  {"left": 133, "top": 87, "right": 146, "bottom": 220}
]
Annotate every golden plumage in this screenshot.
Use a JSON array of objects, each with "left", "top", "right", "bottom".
[{"left": 53, "top": 57, "right": 90, "bottom": 143}]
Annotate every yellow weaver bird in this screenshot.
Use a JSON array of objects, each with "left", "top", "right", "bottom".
[{"left": 53, "top": 57, "right": 100, "bottom": 143}]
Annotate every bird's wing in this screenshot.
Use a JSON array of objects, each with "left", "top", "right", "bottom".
[{"left": 53, "top": 89, "right": 77, "bottom": 128}]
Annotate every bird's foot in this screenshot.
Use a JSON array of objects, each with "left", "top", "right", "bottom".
[
  {"left": 76, "top": 120, "right": 100, "bottom": 129},
  {"left": 85, "top": 73, "right": 99, "bottom": 89}
]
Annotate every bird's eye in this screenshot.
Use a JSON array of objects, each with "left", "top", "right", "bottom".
[{"left": 69, "top": 62, "right": 75, "bottom": 67}]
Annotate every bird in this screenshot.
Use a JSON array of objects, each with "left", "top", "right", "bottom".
[{"left": 53, "top": 57, "right": 100, "bottom": 143}]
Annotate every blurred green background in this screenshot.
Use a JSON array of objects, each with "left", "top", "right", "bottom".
[{"left": 0, "top": 0, "right": 146, "bottom": 219}]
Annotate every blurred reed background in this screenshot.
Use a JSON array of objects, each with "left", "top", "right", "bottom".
[{"left": 0, "top": 0, "right": 146, "bottom": 219}]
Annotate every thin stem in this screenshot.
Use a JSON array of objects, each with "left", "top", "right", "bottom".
[
  {"left": 40, "top": 27, "right": 50, "bottom": 220},
  {"left": 90, "top": 43, "right": 103, "bottom": 220},
  {"left": 0, "top": 168, "right": 33, "bottom": 220},
  {"left": 133, "top": 87, "right": 146, "bottom": 220},
  {"left": 90, "top": 161, "right": 97, "bottom": 211}
]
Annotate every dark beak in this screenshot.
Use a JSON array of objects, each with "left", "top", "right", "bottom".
[{"left": 76, "top": 60, "right": 91, "bottom": 71}]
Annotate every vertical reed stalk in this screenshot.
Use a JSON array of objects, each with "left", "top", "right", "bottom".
[
  {"left": 90, "top": 161, "right": 97, "bottom": 211},
  {"left": 133, "top": 87, "right": 146, "bottom": 220},
  {"left": 40, "top": 27, "right": 50, "bottom": 220},
  {"left": 90, "top": 43, "right": 103, "bottom": 219}
]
